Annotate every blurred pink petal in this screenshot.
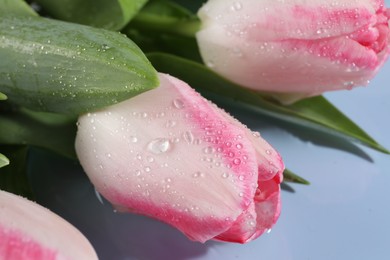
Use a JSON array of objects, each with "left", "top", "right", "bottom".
[{"left": 0, "top": 190, "right": 97, "bottom": 260}]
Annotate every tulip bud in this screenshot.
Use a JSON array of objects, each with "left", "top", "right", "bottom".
[
  {"left": 0, "top": 190, "right": 97, "bottom": 260},
  {"left": 196, "top": 0, "right": 390, "bottom": 103},
  {"left": 75, "top": 73, "right": 284, "bottom": 243}
]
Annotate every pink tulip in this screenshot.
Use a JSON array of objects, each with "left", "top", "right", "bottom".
[
  {"left": 196, "top": 0, "right": 390, "bottom": 103},
  {"left": 75, "top": 73, "right": 284, "bottom": 243},
  {"left": 0, "top": 190, "right": 97, "bottom": 260}
]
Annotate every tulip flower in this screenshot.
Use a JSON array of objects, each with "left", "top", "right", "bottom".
[
  {"left": 75, "top": 73, "right": 284, "bottom": 243},
  {"left": 196, "top": 0, "right": 390, "bottom": 103},
  {"left": 0, "top": 190, "right": 97, "bottom": 260}
]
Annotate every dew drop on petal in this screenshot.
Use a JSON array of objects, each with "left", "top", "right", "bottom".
[
  {"left": 203, "top": 146, "right": 215, "bottom": 154},
  {"left": 252, "top": 131, "right": 261, "bottom": 138},
  {"left": 231, "top": 2, "right": 243, "bottom": 11},
  {"left": 172, "top": 99, "right": 185, "bottom": 109},
  {"left": 147, "top": 138, "right": 171, "bottom": 154},
  {"left": 233, "top": 158, "right": 241, "bottom": 165},
  {"left": 183, "top": 131, "right": 194, "bottom": 144},
  {"left": 130, "top": 136, "right": 138, "bottom": 143},
  {"left": 165, "top": 120, "right": 176, "bottom": 128}
]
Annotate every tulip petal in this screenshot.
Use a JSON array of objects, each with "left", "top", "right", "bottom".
[
  {"left": 197, "top": 0, "right": 390, "bottom": 102},
  {"left": 215, "top": 175, "right": 281, "bottom": 243},
  {"left": 76, "top": 73, "right": 281, "bottom": 242},
  {"left": 0, "top": 190, "right": 97, "bottom": 260},
  {"left": 198, "top": 0, "right": 377, "bottom": 41}
]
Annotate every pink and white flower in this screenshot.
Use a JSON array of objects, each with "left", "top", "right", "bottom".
[
  {"left": 0, "top": 190, "right": 97, "bottom": 260},
  {"left": 75, "top": 73, "right": 284, "bottom": 243},
  {"left": 196, "top": 0, "right": 390, "bottom": 103}
]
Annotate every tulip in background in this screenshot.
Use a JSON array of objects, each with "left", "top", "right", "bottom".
[
  {"left": 0, "top": 190, "right": 97, "bottom": 260},
  {"left": 76, "top": 73, "right": 284, "bottom": 243},
  {"left": 196, "top": 0, "right": 390, "bottom": 103}
]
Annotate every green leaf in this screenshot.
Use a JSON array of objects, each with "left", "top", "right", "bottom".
[
  {"left": 0, "top": 107, "right": 77, "bottom": 159},
  {"left": 34, "top": 0, "right": 147, "bottom": 31},
  {"left": 0, "top": 92, "right": 7, "bottom": 100},
  {"left": 147, "top": 53, "right": 389, "bottom": 154},
  {"left": 0, "top": 0, "right": 38, "bottom": 16},
  {"left": 0, "top": 14, "right": 159, "bottom": 115},
  {"left": 126, "top": 0, "right": 200, "bottom": 37},
  {"left": 283, "top": 169, "right": 310, "bottom": 185},
  {"left": 0, "top": 146, "right": 34, "bottom": 199},
  {"left": 0, "top": 153, "right": 10, "bottom": 168}
]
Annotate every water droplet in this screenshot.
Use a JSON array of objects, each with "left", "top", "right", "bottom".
[
  {"left": 238, "top": 175, "right": 245, "bottom": 181},
  {"left": 147, "top": 138, "right": 171, "bottom": 154},
  {"left": 193, "top": 172, "right": 204, "bottom": 178},
  {"left": 172, "top": 99, "right": 184, "bottom": 109},
  {"left": 221, "top": 172, "right": 229, "bottom": 178},
  {"left": 206, "top": 60, "right": 215, "bottom": 68},
  {"left": 252, "top": 131, "right": 261, "bottom": 138},
  {"left": 144, "top": 166, "right": 151, "bottom": 172},
  {"left": 146, "top": 156, "right": 154, "bottom": 163},
  {"left": 236, "top": 143, "right": 243, "bottom": 149},
  {"left": 183, "top": 131, "right": 194, "bottom": 144},
  {"left": 165, "top": 120, "right": 176, "bottom": 128},
  {"left": 239, "top": 192, "right": 244, "bottom": 197},
  {"left": 130, "top": 136, "right": 138, "bottom": 143},
  {"left": 231, "top": 2, "right": 243, "bottom": 11},
  {"left": 203, "top": 146, "right": 215, "bottom": 154},
  {"left": 265, "top": 149, "right": 272, "bottom": 155},
  {"left": 101, "top": 44, "right": 111, "bottom": 50},
  {"left": 233, "top": 158, "right": 241, "bottom": 165}
]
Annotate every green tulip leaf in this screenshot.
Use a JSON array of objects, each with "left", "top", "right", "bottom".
[
  {"left": 0, "top": 108, "right": 77, "bottom": 159},
  {"left": 0, "top": 0, "right": 38, "bottom": 16},
  {"left": 0, "top": 92, "right": 7, "bottom": 100},
  {"left": 34, "top": 0, "right": 147, "bottom": 31},
  {"left": 0, "top": 146, "right": 34, "bottom": 199},
  {"left": 148, "top": 52, "right": 389, "bottom": 154},
  {"left": 283, "top": 169, "right": 310, "bottom": 185},
  {"left": 126, "top": 0, "right": 200, "bottom": 37},
  {"left": 0, "top": 14, "right": 159, "bottom": 115},
  {"left": 0, "top": 153, "right": 10, "bottom": 168}
]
